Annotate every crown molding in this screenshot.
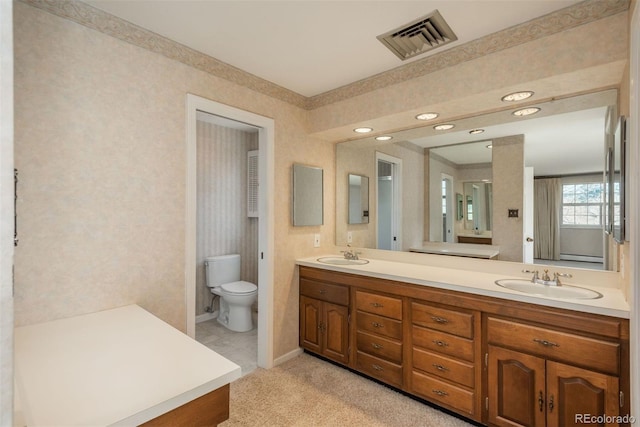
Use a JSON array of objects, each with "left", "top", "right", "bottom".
[
  {"left": 21, "top": 0, "right": 629, "bottom": 111},
  {"left": 307, "top": 0, "right": 629, "bottom": 109}
]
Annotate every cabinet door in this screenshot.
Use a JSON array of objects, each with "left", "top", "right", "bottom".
[
  {"left": 323, "top": 302, "right": 349, "bottom": 364},
  {"left": 546, "top": 361, "right": 619, "bottom": 427},
  {"left": 300, "top": 296, "right": 322, "bottom": 353},
  {"left": 488, "top": 345, "right": 546, "bottom": 427}
]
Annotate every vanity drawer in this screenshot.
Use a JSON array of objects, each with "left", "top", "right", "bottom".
[
  {"left": 356, "top": 290, "right": 402, "bottom": 320},
  {"left": 356, "top": 311, "right": 403, "bottom": 340},
  {"left": 300, "top": 279, "right": 348, "bottom": 306},
  {"left": 412, "top": 302, "right": 473, "bottom": 339},
  {"left": 356, "top": 351, "right": 403, "bottom": 388},
  {"left": 411, "top": 370, "right": 474, "bottom": 416},
  {"left": 412, "top": 348, "right": 474, "bottom": 388},
  {"left": 412, "top": 326, "right": 474, "bottom": 362},
  {"left": 487, "top": 317, "right": 620, "bottom": 375},
  {"left": 357, "top": 331, "right": 402, "bottom": 363}
]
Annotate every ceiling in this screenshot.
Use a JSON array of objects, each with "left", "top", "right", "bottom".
[
  {"left": 86, "top": 0, "right": 581, "bottom": 97},
  {"left": 84, "top": 0, "right": 616, "bottom": 177}
]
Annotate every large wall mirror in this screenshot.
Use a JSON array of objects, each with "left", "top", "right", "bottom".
[{"left": 335, "top": 89, "right": 618, "bottom": 271}]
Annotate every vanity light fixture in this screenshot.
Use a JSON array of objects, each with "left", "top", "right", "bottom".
[
  {"left": 375, "top": 136, "right": 393, "bottom": 141},
  {"left": 512, "top": 107, "right": 540, "bottom": 117},
  {"left": 353, "top": 127, "right": 373, "bottom": 133},
  {"left": 434, "top": 124, "right": 455, "bottom": 131},
  {"left": 469, "top": 129, "right": 485, "bottom": 135},
  {"left": 415, "top": 112, "right": 439, "bottom": 121},
  {"left": 501, "top": 91, "right": 534, "bottom": 102}
]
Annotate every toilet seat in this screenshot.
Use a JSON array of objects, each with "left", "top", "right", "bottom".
[{"left": 220, "top": 280, "right": 257, "bottom": 295}]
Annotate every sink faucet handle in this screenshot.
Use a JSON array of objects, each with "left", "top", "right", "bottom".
[
  {"left": 553, "top": 272, "right": 572, "bottom": 285},
  {"left": 522, "top": 269, "right": 539, "bottom": 283},
  {"left": 541, "top": 269, "right": 551, "bottom": 281}
]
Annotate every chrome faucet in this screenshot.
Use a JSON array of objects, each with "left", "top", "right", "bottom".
[
  {"left": 522, "top": 268, "right": 572, "bottom": 286},
  {"left": 341, "top": 244, "right": 360, "bottom": 260}
]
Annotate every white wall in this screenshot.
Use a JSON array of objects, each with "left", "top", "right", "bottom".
[{"left": 0, "top": 1, "right": 13, "bottom": 424}]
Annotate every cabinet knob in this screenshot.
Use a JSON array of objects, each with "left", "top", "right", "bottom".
[
  {"left": 371, "top": 322, "right": 384, "bottom": 328},
  {"left": 432, "top": 340, "right": 449, "bottom": 347},
  {"left": 372, "top": 343, "right": 383, "bottom": 350}
]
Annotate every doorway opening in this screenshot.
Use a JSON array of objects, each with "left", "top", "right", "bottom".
[
  {"left": 441, "top": 174, "right": 454, "bottom": 243},
  {"left": 186, "top": 94, "right": 275, "bottom": 371},
  {"left": 376, "top": 152, "right": 402, "bottom": 250}
]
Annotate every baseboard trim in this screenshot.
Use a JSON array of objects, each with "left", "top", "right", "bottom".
[
  {"left": 273, "top": 348, "right": 303, "bottom": 366},
  {"left": 196, "top": 311, "right": 218, "bottom": 323}
]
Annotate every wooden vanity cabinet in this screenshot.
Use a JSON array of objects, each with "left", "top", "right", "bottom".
[
  {"left": 298, "top": 266, "right": 629, "bottom": 427},
  {"left": 354, "top": 289, "right": 404, "bottom": 387},
  {"left": 299, "top": 276, "right": 349, "bottom": 365},
  {"left": 487, "top": 316, "right": 624, "bottom": 427},
  {"left": 410, "top": 301, "right": 481, "bottom": 420}
]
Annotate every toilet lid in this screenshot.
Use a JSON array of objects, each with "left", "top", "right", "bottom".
[{"left": 220, "top": 280, "right": 257, "bottom": 294}]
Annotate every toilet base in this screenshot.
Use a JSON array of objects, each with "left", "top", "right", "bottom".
[{"left": 217, "top": 307, "right": 253, "bottom": 332}]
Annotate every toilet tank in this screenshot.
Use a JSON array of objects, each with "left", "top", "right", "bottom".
[{"left": 205, "top": 254, "right": 241, "bottom": 288}]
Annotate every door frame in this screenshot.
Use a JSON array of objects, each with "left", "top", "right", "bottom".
[
  {"left": 185, "top": 94, "right": 275, "bottom": 369},
  {"left": 375, "top": 152, "right": 402, "bottom": 251},
  {"left": 441, "top": 173, "right": 454, "bottom": 243}
]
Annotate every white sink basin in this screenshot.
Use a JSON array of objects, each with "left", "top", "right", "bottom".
[
  {"left": 495, "top": 279, "right": 602, "bottom": 300},
  {"left": 317, "top": 256, "right": 369, "bottom": 266}
]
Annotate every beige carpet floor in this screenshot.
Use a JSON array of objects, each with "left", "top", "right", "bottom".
[{"left": 220, "top": 353, "right": 475, "bottom": 426}]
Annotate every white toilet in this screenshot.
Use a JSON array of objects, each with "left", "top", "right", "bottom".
[{"left": 205, "top": 254, "right": 258, "bottom": 332}]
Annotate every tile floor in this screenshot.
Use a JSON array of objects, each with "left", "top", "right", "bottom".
[{"left": 196, "top": 317, "right": 258, "bottom": 376}]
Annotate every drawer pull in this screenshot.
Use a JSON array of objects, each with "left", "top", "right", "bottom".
[
  {"left": 371, "top": 322, "right": 384, "bottom": 328},
  {"left": 372, "top": 364, "right": 384, "bottom": 371},
  {"left": 431, "top": 316, "right": 449, "bottom": 324},
  {"left": 533, "top": 338, "right": 559, "bottom": 348},
  {"left": 432, "top": 339, "right": 449, "bottom": 347},
  {"left": 372, "top": 343, "right": 383, "bottom": 350},
  {"left": 370, "top": 302, "right": 384, "bottom": 308},
  {"left": 318, "top": 289, "right": 327, "bottom": 294},
  {"left": 432, "top": 389, "right": 449, "bottom": 397},
  {"left": 432, "top": 363, "right": 449, "bottom": 372},
  {"left": 538, "top": 391, "right": 544, "bottom": 412},
  {"left": 548, "top": 394, "right": 555, "bottom": 413}
]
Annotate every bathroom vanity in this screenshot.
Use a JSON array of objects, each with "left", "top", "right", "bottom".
[
  {"left": 14, "top": 305, "right": 241, "bottom": 426},
  {"left": 297, "top": 257, "right": 630, "bottom": 426}
]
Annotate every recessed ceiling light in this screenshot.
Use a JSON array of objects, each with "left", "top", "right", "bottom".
[
  {"left": 512, "top": 107, "right": 540, "bottom": 117},
  {"left": 353, "top": 127, "right": 373, "bottom": 133},
  {"left": 434, "top": 124, "right": 455, "bottom": 131},
  {"left": 415, "top": 112, "right": 439, "bottom": 121},
  {"left": 469, "top": 129, "right": 485, "bottom": 135},
  {"left": 375, "top": 136, "right": 393, "bottom": 141},
  {"left": 501, "top": 91, "right": 534, "bottom": 102}
]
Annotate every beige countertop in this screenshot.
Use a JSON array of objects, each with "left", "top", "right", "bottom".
[
  {"left": 410, "top": 242, "right": 499, "bottom": 259},
  {"left": 297, "top": 255, "right": 630, "bottom": 319},
  {"left": 14, "top": 304, "right": 241, "bottom": 426}
]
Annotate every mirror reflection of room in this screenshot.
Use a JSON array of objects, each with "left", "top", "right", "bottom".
[{"left": 334, "top": 89, "right": 619, "bottom": 271}]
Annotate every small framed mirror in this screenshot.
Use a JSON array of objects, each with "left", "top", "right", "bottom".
[
  {"left": 292, "top": 164, "right": 323, "bottom": 226},
  {"left": 348, "top": 173, "right": 369, "bottom": 224}
]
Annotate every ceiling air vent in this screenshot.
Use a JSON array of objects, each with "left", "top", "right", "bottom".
[{"left": 377, "top": 10, "right": 457, "bottom": 61}]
